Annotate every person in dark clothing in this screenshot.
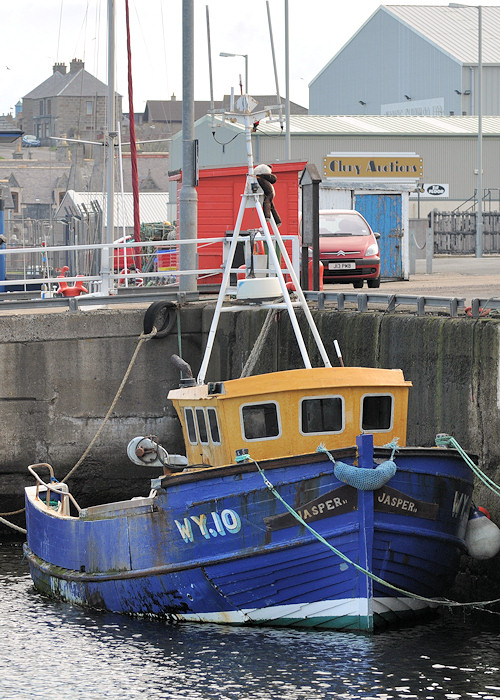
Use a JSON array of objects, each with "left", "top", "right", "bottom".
[{"left": 254, "top": 163, "right": 281, "bottom": 227}]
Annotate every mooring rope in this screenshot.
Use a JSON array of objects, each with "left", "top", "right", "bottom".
[
  {"left": 0, "top": 328, "right": 157, "bottom": 533},
  {"left": 435, "top": 434, "right": 500, "bottom": 498},
  {"left": 237, "top": 452, "right": 500, "bottom": 613}
]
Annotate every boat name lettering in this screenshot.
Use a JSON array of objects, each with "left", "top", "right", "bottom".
[
  {"left": 374, "top": 485, "right": 438, "bottom": 520},
  {"left": 264, "top": 485, "right": 357, "bottom": 531},
  {"left": 174, "top": 509, "right": 241, "bottom": 544}
]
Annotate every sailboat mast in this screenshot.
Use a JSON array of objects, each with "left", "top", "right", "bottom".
[{"left": 102, "top": 0, "right": 116, "bottom": 296}]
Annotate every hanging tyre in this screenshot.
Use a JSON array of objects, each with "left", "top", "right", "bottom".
[{"left": 143, "top": 301, "right": 177, "bottom": 338}]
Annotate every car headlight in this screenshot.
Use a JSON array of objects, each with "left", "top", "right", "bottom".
[{"left": 365, "top": 243, "right": 379, "bottom": 257}]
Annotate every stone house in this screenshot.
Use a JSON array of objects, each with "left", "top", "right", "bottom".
[{"left": 20, "top": 59, "right": 122, "bottom": 147}]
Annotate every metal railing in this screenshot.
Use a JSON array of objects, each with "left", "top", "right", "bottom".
[{"left": 0, "top": 234, "right": 301, "bottom": 297}]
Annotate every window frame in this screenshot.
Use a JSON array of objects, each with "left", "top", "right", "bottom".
[
  {"left": 239, "top": 400, "right": 282, "bottom": 442},
  {"left": 360, "top": 393, "right": 394, "bottom": 433},
  {"left": 184, "top": 407, "right": 198, "bottom": 445},
  {"left": 195, "top": 407, "right": 209, "bottom": 445},
  {"left": 207, "top": 407, "right": 221, "bottom": 445},
  {"left": 299, "top": 394, "right": 345, "bottom": 436}
]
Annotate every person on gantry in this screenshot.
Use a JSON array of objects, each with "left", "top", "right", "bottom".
[{"left": 254, "top": 164, "right": 281, "bottom": 227}]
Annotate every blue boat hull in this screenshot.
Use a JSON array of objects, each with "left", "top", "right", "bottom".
[{"left": 24, "top": 445, "right": 474, "bottom": 632}]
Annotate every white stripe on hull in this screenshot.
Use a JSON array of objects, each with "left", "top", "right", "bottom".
[{"left": 173, "top": 597, "right": 434, "bottom": 625}]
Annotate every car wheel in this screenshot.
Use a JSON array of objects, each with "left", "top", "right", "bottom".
[
  {"left": 367, "top": 277, "right": 381, "bottom": 289},
  {"left": 353, "top": 280, "right": 364, "bottom": 289}
]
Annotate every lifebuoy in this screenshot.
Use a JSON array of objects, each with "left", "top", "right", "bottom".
[
  {"left": 465, "top": 306, "right": 490, "bottom": 317},
  {"left": 143, "top": 301, "right": 177, "bottom": 338}
]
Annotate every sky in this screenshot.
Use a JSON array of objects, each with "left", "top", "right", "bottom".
[{"left": 0, "top": 0, "right": 495, "bottom": 116}]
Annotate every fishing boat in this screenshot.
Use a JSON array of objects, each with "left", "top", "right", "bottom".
[{"left": 23, "top": 94, "right": 480, "bottom": 632}]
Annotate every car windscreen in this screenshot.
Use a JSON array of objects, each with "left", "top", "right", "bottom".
[{"left": 320, "top": 214, "right": 370, "bottom": 236}]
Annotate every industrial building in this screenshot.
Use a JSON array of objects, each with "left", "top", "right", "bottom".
[
  {"left": 169, "top": 112, "right": 500, "bottom": 219},
  {"left": 309, "top": 5, "right": 500, "bottom": 118}
]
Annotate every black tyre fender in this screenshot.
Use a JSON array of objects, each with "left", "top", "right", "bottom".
[{"left": 143, "top": 301, "right": 177, "bottom": 338}]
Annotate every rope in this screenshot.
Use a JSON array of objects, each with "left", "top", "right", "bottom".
[
  {"left": 61, "top": 329, "right": 157, "bottom": 483},
  {"left": 0, "top": 328, "right": 157, "bottom": 533},
  {"left": 435, "top": 434, "right": 500, "bottom": 498},
  {"left": 240, "top": 308, "right": 278, "bottom": 378},
  {"left": 241, "top": 453, "right": 500, "bottom": 612}
]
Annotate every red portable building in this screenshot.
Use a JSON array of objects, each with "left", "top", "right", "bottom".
[{"left": 171, "top": 162, "right": 306, "bottom": 284}]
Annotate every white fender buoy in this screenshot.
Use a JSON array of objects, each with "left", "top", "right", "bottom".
[{"left": 465, "top": 508, "right": 500, "bottom": 560}]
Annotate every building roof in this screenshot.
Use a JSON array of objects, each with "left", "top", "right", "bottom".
[
  {"left": 56, "top": 191, "right": 169, "bottom": 227},
  {"left": 23, "top": 62, "right": 112, "bottom": 100},
  {"left": 144, "top": 95, "right": 307, "bottom": 124},
  {"left": 144, "top": 100, "right": 222, "bottom": 123},
  {"left": 311, "top": 5, "right": 500, "bottom": 88},
  {"left": 233, "top": 114, "right": 500, "bottom": 136},
  {"left": 384, "top": 5, "right": 500, "bottom": 65},
  {"left": 0, "top": 115, "right": 22, "bottom": 144},
  {"left": 0, "top": 162, "right": 71, "bottom": 204}
]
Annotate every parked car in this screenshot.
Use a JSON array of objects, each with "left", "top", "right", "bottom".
[
  {"left": 22, "top": 135, "right": 41, "bottom": 147},
  {"left": 317, "top": 209, "right": 381, "bottom": 288}
]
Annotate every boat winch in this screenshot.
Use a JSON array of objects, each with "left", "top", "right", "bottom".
[{"left": 127, "top": 436, "right": 188, "bottom": 471}]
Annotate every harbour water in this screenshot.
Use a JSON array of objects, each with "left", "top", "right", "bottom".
[{"left": 1, "top": 542, "right": 498, "bottom": 700}]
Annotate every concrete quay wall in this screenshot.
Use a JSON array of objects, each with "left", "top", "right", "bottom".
[{"left": 1, "top": 303, "right": 499, "bottom": 595}]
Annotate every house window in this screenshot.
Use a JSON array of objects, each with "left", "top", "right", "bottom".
[
  {"left": 241, "top": 401, "right": 281, "bottom": 441},
  {"left": 300, "top": 396, "right": 344, "bottom": 434},
  {"left": 11, "top": 192, "right": 19, "bottom": 213},
  {"left": 46, "top": 99, "right": 51, "bottom": 115},
  {"left": 86, "top": 101, "right": 93, "bottom": 116},
  {"left": 361, "top": 394, "right": 394, "bottom": 432},
  {"left": 39, "top": 100, "right": 44, "bottom": 115}
]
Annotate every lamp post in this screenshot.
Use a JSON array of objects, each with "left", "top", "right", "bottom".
[
  {"left": 220, "top": 52, "right": 248, "bottom": 94},
  {"left": 449, "top": 3, "right": 483, "bottom": 257}
]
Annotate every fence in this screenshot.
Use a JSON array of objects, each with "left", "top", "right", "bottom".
[
  {"left": 433, "top": 211, "right": 500, "bottom": 254},
  {"left": 0, "top": 234, "right": 301, "bottom": 297}
]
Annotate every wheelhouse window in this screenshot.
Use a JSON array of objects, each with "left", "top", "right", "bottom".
[
  {"left": 361, "top": 394, "right": 393, "bottom": 431},
  {"left": 241, "top": 401, "right": 281, "bottom": 441},
  {"left": 300, "top": 396, "right": 344, "bottom": 434},
  {"left": 195, "top": 408, "right": 208, "bottom": 444},
  {"left": 207, "top": 407, "right": 221, "bottom": 444},
  {"left": 184, "top": 407, "right": 197, "bottom": 444}
]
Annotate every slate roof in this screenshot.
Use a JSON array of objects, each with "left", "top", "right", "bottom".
[
  {"left": 144, "top": 95, "right": 307, "bottom": 123},
  {"left": 0, "top": 162, "right": 71, "bottom": 205},
  {"left": 23, "top": 66, "right": 111, "bottom": 100}
]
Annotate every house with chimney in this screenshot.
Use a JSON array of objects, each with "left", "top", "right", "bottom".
[{"left": 20, "top": 59, "right": 122, "bottom": 146}]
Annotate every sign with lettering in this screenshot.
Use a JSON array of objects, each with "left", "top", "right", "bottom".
[
  {"left": 323, "top": 154, "right": 423, "bottom": 180},
  {"left": 410, "top": 183, "right": 449, "bottom": 199},
  {"left": 264, "top": 484, "right": 357, "bottom": 531},
  {"left": 374, "top": 485, "right": 438, "bottom": 520}
]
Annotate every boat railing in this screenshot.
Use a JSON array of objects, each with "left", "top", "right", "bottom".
[
  {"left": 27, "top": 463, "right": 81, "bottom": 516},
  {"left": 0, "top": 234, "right": 300, "bottom": 298}
]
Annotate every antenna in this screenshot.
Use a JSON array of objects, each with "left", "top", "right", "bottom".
[
  {"left": 206, "top": 5, "right": 215, "bottom": 132},
  {"left": 266, "top": 1, "right": 284, "bottom": 131}
]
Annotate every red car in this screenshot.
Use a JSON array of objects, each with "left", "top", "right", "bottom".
[{"left": 318, "top": 209, "right": 381, "bottom": 288}]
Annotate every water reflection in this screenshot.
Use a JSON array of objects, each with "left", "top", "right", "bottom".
[{"left": 1, "top": 543, "right": 498, "bottom": 699}]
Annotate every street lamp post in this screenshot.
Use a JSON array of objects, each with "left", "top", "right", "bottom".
[
  {"left": 449, "top": 3, "right": 483, "bottom": 257},
  {"left": 220, "top": 52, "right": 248, "bottom": 94}
]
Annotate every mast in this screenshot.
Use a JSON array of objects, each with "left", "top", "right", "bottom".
[
  {"left": 179, "top": 0, "right": 198, "bottom": 293},
  {"left": 101, "top": 0, "right": 116, "bottom": 296}
]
